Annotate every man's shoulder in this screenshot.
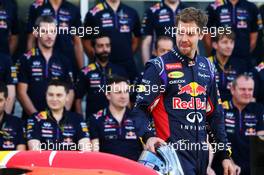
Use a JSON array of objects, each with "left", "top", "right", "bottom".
[
  {"left": 31, "top": 111, "right": 48, "bottom": 122},
  {"left": 89, "top": 3, "right": 106, "bottom": 16},
  {"left": 31, "top": 0, "right": 46, "bottom": 9},
  {"left": 63, "top": 0, "right": 78, "bottom": 8},
  {"left": 222, "top": 100, "right": 232, "bottom": 110},
  {"left": 247, "top": 102, "right": 264, "bottom": 112},
  {"left": 81, "top": 63, "right": 97, "bottom": 75},
  {"left": 65, "top": 111, "right": 84, "bottom": 121},
  {"left": 148, "top": 2, "right": 162, "bottom": 13},
  {"left": 22, "top": 48, "right": 38, "bottom": 60},
  {"left": 91, "top": 109, "right": 106, "bottom": 120},
  {"left": 255, "top": 61, "right": 264, "bottom": 73},
  {"left": 4, "top": 114, "right": 23, "bottom": 125},
  {"left": 119, "top": 3, "right": 137, "bottom": 14}
]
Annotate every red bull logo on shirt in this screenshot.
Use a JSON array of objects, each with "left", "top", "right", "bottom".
[
  {"left": 178, "top": 82, "right": 206, "bottom": 97},
  {"left": 173, "top": 97, "right": 206, "bottom": 110}
]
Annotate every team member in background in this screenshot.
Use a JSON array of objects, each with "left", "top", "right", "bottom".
[
  {"left": 212, "top": 75, "right": 264, "bottom": 175},
  {"left": 132, "top": 7, "right": 235, "bottom": 175},
  {"left": 27, "top": 0, "right": 83, "bottom": 79},
  {"left": 209, "top": 30, "right": 245, "bottom": 101},
  {"left": 83, "top": 0, "right": 141, "bottom": 82},
  {"left": 89, "top": 76, "right": 143, "bottom": 160},
  {"left": 153, "top": 36, "right": 174, "bottom": 59},
  {"left": 141, "top": 0, "right": 186, "bottom": 64},
  {"left": 204, "top": 0, "right": 227, "bottom": 56},
  {"left": 75, "top": 34, "right": 127, "bottom": 119},
  {"left": 0, "top": 82, "right": 25, "bottom": 151},
  {"left": 0, "top": 53, "right": 16, "bottom": 114},
  {"left": 27, "top": 79, "right": 91, "bottom": 151},
  {"left": 0, "top": 0, "right": 18, "bottom": 56},
  {"left": 17, "top": 16, "right": 74, "bottom": 120},
  {"left": 205, "top": 0, "right": 263, "bottom": 71}
]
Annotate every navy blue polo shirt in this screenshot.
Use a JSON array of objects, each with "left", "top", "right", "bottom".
[
  {"left": 17, "top": 47, "right": 74, "bottom": 114},
  {"left": 84, "top": 1, "right": 141, "bottom": 64},
  {"left": 208, "top": 0, "right": 263, "bottom": 61},
  {"left": 209, "top": 55, "right": 246, "bottom": 101},
  {"left": 76, "top": 61, "right": 128, "bottom": 118},
  {"left": 0, "top": 0, "right": 18, "bottom": 55},
  {"left": 89, "top": 108, "right": 143, "bottom": 161},
  {"left": 27, "top": 109, "right": 89, "bottom": 150},
  {"left": 0, "top": 53, "right": 16, "bottom": 85},
  {"left": 222, "top": 101, "right": 264, "bottom": 175},
  {"left": 27, "top": 0, "right": 81, "bottom": 71},
  {"left": 141, "top": 0, "right": 186, "bottom": 42},
  {"left": 0, "top": 113, "right": 25, "bottom": 150}
]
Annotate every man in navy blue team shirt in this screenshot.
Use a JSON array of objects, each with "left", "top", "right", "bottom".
[
  {"left": 205, "top": 0, "right": 263, "bottom": 71},
  {"left": 27, "top": 0, "right": 83, "bottom": 79},
  {"left": 141, "top": 0, "right": 186, "bottom": 64},
  {"left": 83, "top": 0, "right": 141, "bottom": 82},
  {"left": 75, "top": 34, "right": 127, "bottom": 119},
  {"left": 17, "top": 15, "right": 74, "bottom": 120},
  {"left": 0, "top": 82, "right": 25, "bottom": 151},
  {"left": 27, "top": 79, "right": 91, "bottom": 151},
  {"left": 89, "top": 75, "right": 143, "bottom": 160}
]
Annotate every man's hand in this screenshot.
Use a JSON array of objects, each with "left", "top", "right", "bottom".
[
  {"left": 233, "top": 164, "right": 241, "bottom": 175},
  {"left": 207, "top": 166, "right": 216, "bottom": 175},
  {"left": 145, "top": 137, "right": 166, "bottom": 153},
  {"left": 222, "top": 159, "right": 235, "bottom": 175}
]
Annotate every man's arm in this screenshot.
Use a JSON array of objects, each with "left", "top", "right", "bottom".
[
  {"left": 6, "top": 85, "right": 15, "bottom": 114},
  {"left": 27, "top": 116, "right": 41, "bottom": 150},
  {"left": 75, "top": 70, "right": 89, "bottom": 114},
  {"left": 132, "top": 36, "right": 140, "bottom": 54},
  {"left": 82, "top": 10, "right": 95, "bottom": 61},
  {"left": 250, "top": 32, "right": 258, "bottom": 52},
  {"left": 16, "top": 144, "right": 26, "bottom": 150},
  {"left": 206, "top": 63, "right": 235, "bottom": 174},
  {"left": 75, "top": 98, "right": 83, "bottom": 115},
  {"left": 26, "top": 3, "right": 38, "bottom": 50},
  {"left": 203, "top": 34, "right": 213, "bottom": 57},
  {"left": 9, "top": 1, "right": 19, "bottom": 55},
  {"left": 27, "top": 34, "right": 36, "bottom": 50},
  {"left": 73, "top": 36, "right": 84, "bottom": 69},
  {"left": 65, "top": 89, "right": 74, "bottom": 110},
  {"left": 132, "top": 58, "right": 166, "bottom": 148},
  {"left": 82, "top": 39, "right": 94, "bottom": 60},
  {"left": 17, "top": 83, "right": 37, "bottom": 115},
  {"left": 141, "top": 8, "right": 154, "bottom": 65},
  {"left": 9, "top": 35, "right": 18, "bottom": 55},
  {"left": 141, "top": 36, "right": 152, "bottom": 65}
]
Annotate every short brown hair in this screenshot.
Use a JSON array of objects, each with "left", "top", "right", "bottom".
[
  {"left": 35, "top": 15, "right": 57, "bottom": 28},
  {"left": 212, "top": 29, "right": 235, "bottom": 43},
  {"left": 175, "top": 7, "right": 208, "bottom": 30}
]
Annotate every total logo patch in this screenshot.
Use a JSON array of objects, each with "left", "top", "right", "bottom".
[
  {"left": 165, "top": 63, "right": 182, "bottom": 70},
  {"left": 168, "top": 71, "right": 184, "bottom": 79}
]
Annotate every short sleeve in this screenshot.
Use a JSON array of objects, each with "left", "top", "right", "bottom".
[
  {"left": 26, "top": 116, "right": 41, "bottom": 141},
  {"left": 88, "top": 115, "right": 100, "bottom": 140},
  {"left": 17, "top": 56, "right": 30, "bottom": 84},
  {"left": 141, "top": 9, "right": 154, "bottom": 36}
]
